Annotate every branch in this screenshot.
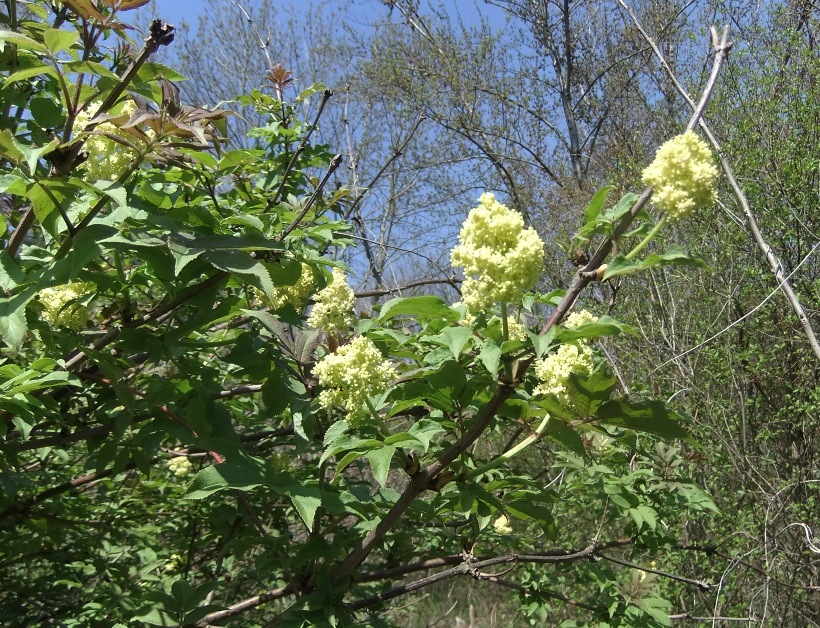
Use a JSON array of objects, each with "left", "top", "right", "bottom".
[
  {"left": 617, "top": 0, "right": 820, "bottom": 361},
  {"left": 272, "top": 89, "right": 333, "bottom": 207},
  {"left": 355, "top": 277, "right": 460, "bottom": 299},
  {"left": 349, "top": 539, "right": 632, "bottom": 611},
  {"left": 0, "top": 463, "right": 138, "bottom": 522},
  {"left": 537, "top": 25, "right": 732, "bottom": 341},
  {"left": 597, "top": 551, "right": 713, "bottom": 592},
  {"left": 278, "top": 153, "right": 343, "bottom": 240}
]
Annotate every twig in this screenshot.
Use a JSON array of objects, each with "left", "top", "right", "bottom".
[
  {"left": 279, "top": 154, "right": 343, "bottom": 240},
  {"left": 355, "top": 277, "right": 461, "bottom": 299},
  {"left": 272, "top": 89, "right": 333, "bottom": 206},
  {"left": 616, "top": 0, "right": 820, "bottom": 361},
  {"left": 597, "top": 551, "right": 712, "bottom": 591}
]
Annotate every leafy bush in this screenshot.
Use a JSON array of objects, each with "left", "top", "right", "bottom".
[{"left": 0, "top": 2, "right": 724, "bottom": 626}]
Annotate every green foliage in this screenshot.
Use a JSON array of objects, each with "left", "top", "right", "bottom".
[{"left": 0, "top": 2, "right": 726, "bottom": 627}]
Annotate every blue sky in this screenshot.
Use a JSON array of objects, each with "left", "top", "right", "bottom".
[{"left": 137, "top": 0, "right": 508, "bottom": 38}]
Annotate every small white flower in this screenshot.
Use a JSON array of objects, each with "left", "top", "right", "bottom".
[
  {"left": 451, "top": 193, "right": 544, "bottom": 311},
  {"left": 38, "top": 283, "right": 90, "bottom": 329},
  {"left": 256, "top": 262, "right": 315, "bottom": 311},
  {"left": 74, "top": 99, "right": 141, "bottom": 180},
  {"left": 313, "top": 335, "right": 396, "bottom": 425},
  {"left": 306, "top": 267, "right": 355, "bottom": 334},
  {"left": 533, "top": 343, "right": 594, "bottom": 403},
  {"left": 493, "top": 515, "right": 513, "bottom": 535},
  {"left": 167, "top": 456, "right": 193, "bottom": 478},
  {"left": 564, "top": 309, "right": 598, "bottom": 329},
  {"left": 642, "top": 131, "right": 718, "bottom": 221}
]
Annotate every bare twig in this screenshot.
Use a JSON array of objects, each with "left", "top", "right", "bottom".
[
  {"left": 279, "top": 153, "right": 343, "bottom": 240},
  {"left": 616, "top": 0, "right": 820, "bottom": 361},
  {"left": 597, "top": 551, "right": 713, "bottom": 591},
  {"left": 355, "top": 276, "right": 460, "bottom": 299},
  {"left": 272, "top": 89, "right": 334, "bottom": 207},
  {"left": 536, "top": 25, "right": 732, "bottom": 343}
]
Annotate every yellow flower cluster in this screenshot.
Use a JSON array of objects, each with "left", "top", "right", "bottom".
[
  {"left": 493, "top": 515, "right": 513, "bottom": 535},
  {"left": 313, "top": 335, "right": 396, "bottom": 424},
  {"left": 74, "top": 99, "right": 139, "bottom": 180},
  {"left": 167, "top": 455, "right": 193, "bottom": 478},
  {"left": 641, "top": 131, "right": 718, "bottom": 221},
  {"left": 260, "top": 262, "right": 315, "bottom": 311},
  {"left": 564, "top": 309, "right": 598, "bottom": 329},
  {"left": 306, "top": 267, "right": 355, "bottom": 334},
  {"left": 533, "top": 343, "right": 594, "bottom": 401},
  {"left": 164, "top": 553, "right": 183, "bottom": 573},
  {"left": 533, "top": 309, "right": 598, "bottom": 400},
  {"left": 451, "top": 193, "right": 544, "bottom": 311},
  {"left": 38, "top": 282, "right": 90, "bottom": 329}
]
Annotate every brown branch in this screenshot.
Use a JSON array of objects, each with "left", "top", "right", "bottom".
[
  {"left": 597, "top": 551, "right": 712, "bottom": 592},
  {"left": 358, "top": 555, "right": 463, "bottom": 582},
  {"left": 279, "top": 153, "right": 343, "bottom": 240},
  {"left": 272, "top": 89, "right": 333, "bottom": 206},
  {"left": 355, "top": 277, "right": 461, "bottom": 299},
  {"left": 0, "top": 462, "right": 138, "bottom": 522},
  {"left": 64, "top": 271, "right": 227, "bottom": 372},
  {"left": 348, "top": 539, "right": 633, "bottom": 611}
]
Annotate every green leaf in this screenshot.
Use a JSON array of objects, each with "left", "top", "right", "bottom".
[
  {"left": 378, "top": 295, "right": 460, "bottom": 323},
  {"left": 604, "top": 192, "right": 640, "bottom": 222},
  {"left": 584, "top": 185, "right": 614, "bottom": 223},
  {"left": 0, "top": 252, "right": 25, "bottom": 291},
  {"left": 0, "top": 131, "right": 54, "bottom": 175},
  {"left": 0, "top": 291, "right": 34, "bottom": 348},
  {"left": 629, "top": 505, "right": 657, "bottom": 531},
  {"left": 171, "top": 579, "right": 219, "bottom": 613},
  {"left": 642, "top": 245, "right": 709, "bottom": 271},
  {"left": 4, "top": 64, "right": 59, "bottom": 86},
  {"left": 89, "top": 180, "right": 128, "bottom": 208},
  {"left": 44, "top": 27, "right": 79, "bottom": 53},
  {"left": 287, "top": 484, "right": 322, "bottom": 529},
  {"left": 296, "top": 82, "right": 329, "bottom": 103},
  {"left": 479, "top": 338, "right": 501, "bottom": 377},
  {"left": 365, "top": 445, "right": 396, "bottom": 487},
  {"left": 322, "top": 419, "right": 350, "bottom": 448},
  {"left": 407, "top": 418, "right": 444, "bottom": 450},
  {"left": 602, "top": 255, "right": 642, "bottom": 279},
  {"left": 436, "top": 325, "right": 473, "bottom": 359},
  {"left": 130, "top": 607, "right": 176, "bottom": 626},
  {"left": 202, "top": 250, "right": 275, "bottom": 299},
  {"left": 178, "top": 232, "right": 284, "bottom": 253},
  {"left": 0, "top": 29, "right": 47, "bottom": 52},
  {"left": 597, "top": 397, "right": 691, "bottom": 440},
  {"left": 30, "top": 97, "right": 65, "bottom": 127},
  {"left": 184, "top": 463, "right": 267, "bottom": 500},
  {"left": 527, "top": 326, "right": 556, "bottom": 359},
  {"left": 556, "top": 315, "right": 634, "bottom": 341},
  {"left": 547, "top": 426, "right": 587, "bottom": 457}
]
